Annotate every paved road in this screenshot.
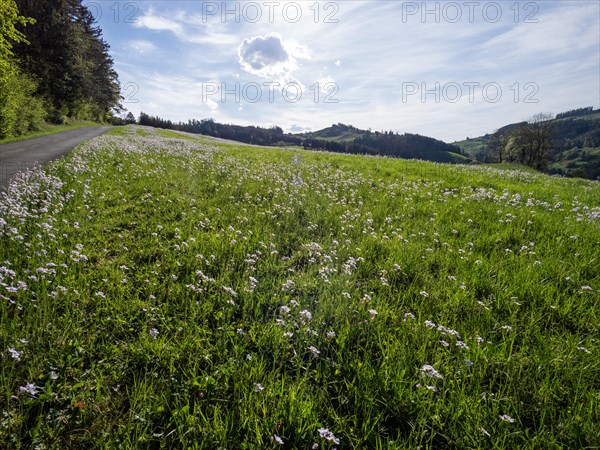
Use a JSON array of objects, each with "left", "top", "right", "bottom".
[{"left": 0, "top": 126, "right": 111, "bottom": 189}]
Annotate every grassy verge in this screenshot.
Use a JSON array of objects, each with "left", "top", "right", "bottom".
[
  {"left": 0, "top": 120, "right": 104, "bottom": 145},
  {"left": 1, "top": 125, "right": 599, "bottom": 448}
]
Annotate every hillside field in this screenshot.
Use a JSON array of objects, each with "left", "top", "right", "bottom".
[{"left": 1, "top": 126, "right": 599, "bottom": 448}]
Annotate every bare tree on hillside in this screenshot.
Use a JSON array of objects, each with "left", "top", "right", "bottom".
[{"left": 506, "top": 113, "right": 556, "bottom": 170}]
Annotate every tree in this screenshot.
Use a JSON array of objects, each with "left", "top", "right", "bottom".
[
  {"left": 0, "top": 1, "right": 45, "bottom": 139},
  {"left": 486, "top": 131, "right": 504, "bottom": 162},
  {"left": 13, "top": 0, "right": 121, "bottom": 121},
  {"left": 0, "top": 0, "right": 33, "bottom": 82},
  {"left": 504, "top": 113, "right": 556, "bottom": 170},
  {"left": 124, "top": 112, "right": 136, "bottom": 124}
]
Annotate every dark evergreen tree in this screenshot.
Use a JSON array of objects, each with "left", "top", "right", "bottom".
[{"left": 13, "top": 0, "right": 120, "bottom": 122}]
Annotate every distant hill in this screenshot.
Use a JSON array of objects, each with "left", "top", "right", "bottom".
[
  {"left": 292, "top": 123, "right": 470, "bottom": 163},
  {"left": 137, "top": 114, "right": 471, "bottom": 165},
  {"left": 299, "top": 123, "right": 364, "bottom": 143},
  {"left": 453, "top": 107, "right": 600, "bottom": 179}
]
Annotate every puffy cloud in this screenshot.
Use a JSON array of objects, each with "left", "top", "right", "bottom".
[{"left": 238, "top": 33, "right": 298, "bottom": 78}]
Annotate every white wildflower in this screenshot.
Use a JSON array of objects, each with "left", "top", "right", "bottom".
[
  {"left": 318, "top": 427, "right": 340, "bottom": 444},
  {"left": 270, "top": 434, "right": 284, "bottom": 445},
  {"left": 19, "top": 383, "right": 38, "bottom": 396},
  {"left": 308, "top": 346, "right": 320, "bottom": 357},
  {"left": 300, "top": 310, "right": 312, "bottom": 322},
  {"left": 8, "top": 348, "right": 23, "bottom": 361},
  {"left": 282, "top": 279, "right": 295, "bottom": 291},
  {"left": 420, "top": 364, "right": 443, "bottom": 379},
  {"left": 479, "top": 427, "right": 491, "bottom": 436}
]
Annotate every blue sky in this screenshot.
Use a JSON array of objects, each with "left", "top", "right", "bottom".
[{"left": 89, "top": 1, "right": 600, "bottom": 142}]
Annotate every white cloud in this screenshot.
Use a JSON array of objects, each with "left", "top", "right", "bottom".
[
  {"left": 134, "top": 7, "right": 238, "bottom": 45},
  {"left": 135, "top": 12, "right": 183, "bottom": 34},
  {"left": 206, "top": 99, "right": 220, "bottom": 113},
  {"left": 238, "top": 33, "right": 300, "bottom": 79}
]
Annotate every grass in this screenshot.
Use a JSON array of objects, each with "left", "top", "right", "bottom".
[
  {"left": 442, "top": 151, "right": 472, "bottom": 164},
  {"left": 1, "top": 125, "right": 599, "bottom": 449},
  {"left": 550, "top": 147, "right": 600, "bottom": 168},
  {"left": 452, "top": 138, "right": 486, "bottom": 157},
  {"left": 0, "top": 120, "right": 103, "bottom": 145}
]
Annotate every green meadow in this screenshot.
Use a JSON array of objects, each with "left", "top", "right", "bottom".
[{"left": 1, "top": 126, "right": 599, "bottom": 449}]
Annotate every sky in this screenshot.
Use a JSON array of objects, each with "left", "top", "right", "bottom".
[{"left": 87, "top": 0, "right": 600, "bottom": 142}]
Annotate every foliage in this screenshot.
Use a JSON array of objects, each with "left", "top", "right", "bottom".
[
  {"left": 0, "top": 66, "right": 45, "bottom": 139},
  {"left": 499, "top": 113, "right": 556, "bottom": 170},
  {"left": 0, "top": 119, "right": 101, "bottom": 144},
  {"left": 0, "top": 0, "right": 41, "bottom": 138},
  {"left": 556, "top": 106, "right": 596, "bottom": 120},
  {"left": 0, "top": 0, "right": 33, "bottom": 83},
  {"left": 2, "top": 0, "right": 121, "bottom": 132},
  {"left": 124, "top": 111, "right": 136, "bottom": 124}
]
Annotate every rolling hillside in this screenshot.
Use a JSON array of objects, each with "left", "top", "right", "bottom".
[
  {"left": 294, "top": 123, "right": 471, "bottom": 164},
  {"left": 453, "top": 107, "right": 600, "bottom": 179},
  {"left": 138, "top": 115, "right": 472, "bottom": 165}
]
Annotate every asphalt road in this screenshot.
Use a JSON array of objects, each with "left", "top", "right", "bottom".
[{"left": 0, "top": 126, "right": 111, "bottom": 189}]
